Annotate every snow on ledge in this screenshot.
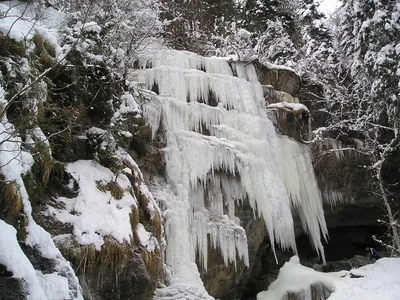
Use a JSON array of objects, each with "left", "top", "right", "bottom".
[
  {"left": 262, "top": 61, "right": 298, "bottom": 74},
  {"left": 267, "top": 102, "right": 309, "bottom": 112}
]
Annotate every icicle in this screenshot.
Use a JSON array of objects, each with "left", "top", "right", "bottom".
[
  {"left": 142, "top": 95, "right": 164, "bottom": 139},
  {"left": 208, "top": 213, "right": 249, "bottom": 270},
  {"left": 328, "top": 139, "right": 345, "bottom": 161},
  {"left": 232, "top": 61, "right": 259, "bottom": 82},
  {"left": 322, "top": 189, "right": 347, "bottom": 210}
]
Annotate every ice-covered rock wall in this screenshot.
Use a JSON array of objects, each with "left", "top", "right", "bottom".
[{"left": 133, "top": 50, "right": 328, "bottom": 298}]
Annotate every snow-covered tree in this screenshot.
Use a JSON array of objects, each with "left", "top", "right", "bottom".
[
  {"left": 160, "top": 0, "right": 237, "bottom": 54},
  {"left": 314, "top": 0, "right": 400, "bottom": 253},
  {"left": 240, "top": 0, "right": 295, "bottom": 34}
]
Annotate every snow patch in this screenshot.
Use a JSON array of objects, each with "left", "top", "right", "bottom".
[
  {"left": 258, "top": 256, "right": 400, "bottom": 300},
  {"left": 48, "top": 160, "right": 137, "bottom": 250}
]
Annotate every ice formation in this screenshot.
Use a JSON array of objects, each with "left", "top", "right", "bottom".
[
  {"left": 322, "top": 189, "right": 346, "bottom": 210},
  {"left": 135, "top": 49, "right": 328, "bottom": 298}
]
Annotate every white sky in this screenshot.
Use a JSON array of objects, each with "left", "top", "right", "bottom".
[{"left": 319, "top": 0, "right": 342, "bottom": 15}]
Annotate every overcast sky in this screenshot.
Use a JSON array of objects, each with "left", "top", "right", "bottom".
[{"left": 319, "top": 0, "right": 342, "bottom": 15}]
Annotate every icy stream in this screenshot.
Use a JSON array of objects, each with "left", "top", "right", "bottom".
[{"left": 134, "top": 50, "right": 328, "bottom": 299}]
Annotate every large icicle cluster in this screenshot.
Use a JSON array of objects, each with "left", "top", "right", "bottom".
[{"left": 135, "top": 49, "right": 328, "bottom": 298}]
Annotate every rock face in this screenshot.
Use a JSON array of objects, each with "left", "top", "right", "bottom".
[
  {"left": 267, "top": 104, "right": 311, "bottom": 142},
  {"left": 199, "top": 201, "right": 266, "bottom": 300},
  {"left": 256, "top": 62, "right": 301, "bottom": 96},
  {"left": 311, "top": 139, "right": 382, "bottom": 229},
  {"left": 76, "top": 249, "right": 158, "bottom": 300},
  {"left": 257, "top": 62, "right": 383, "bottom": 229}
]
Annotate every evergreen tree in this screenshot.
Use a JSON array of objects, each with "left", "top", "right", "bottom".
[
  {"left": 160, "top": 0, "right": 237, "bottom": 54},
  {"left": 241, "top": 0, "right": 295, "bottom": 34}
]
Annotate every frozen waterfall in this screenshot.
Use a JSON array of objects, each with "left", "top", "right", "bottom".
[{"left": 134, "top": 50, "right": 328, "bottom": 299}]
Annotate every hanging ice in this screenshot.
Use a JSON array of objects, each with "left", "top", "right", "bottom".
[{"left": 135, "top": 49, "right": 328, "bottom": 299}]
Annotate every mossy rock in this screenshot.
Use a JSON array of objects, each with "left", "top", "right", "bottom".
[
  {"left": 32, "top": 34, "right": 56, "bottom": 70},
  {"left": 57, "top": 236, "right": 160, "bottom": 300},
  {"left": 23, "top": 144, "right": 77, "bottom": 206},
  {"left": 95, "top": 148, "right": 124, "bottom": 174},
  {"left": 0, "top": 37, "right": 26, "bottom": 57},
  {"left": 96, "top": 180, "right": 124, "bottom": 200},
  {"left": 0, "top": 177, "right": 28, "bottom": 240}
]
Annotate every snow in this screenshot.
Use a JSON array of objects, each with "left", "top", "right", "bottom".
[
  {"left": 26, "top": 126, "right": 50, "bottom": 148},
  {"left": 119, "top": 131, "right": 133, "bottom": 138},
  {"left": 136, "top": 223, "right": 158, "bottom": 252},
  {"left": 319, "top": 0, "right": 342, "bottom": 16},
  {"left": 112, "top": 92, "right": 141, "bottom": 123},
  {"left": 48, "top": 160, "right": 137, "bottom": 250},
  {"left": 0, "top": 1, "right": 66, "bottom": 56},
  {"left": 262, "top": 61, "right": 297, "bottom": 73},
  {"left": 36, "top": 272, "right": 70, "bottom": 300},
  {"left": 116, "top": 148, "right": 159, "bottom": 216},
  {"left": 139, "top": 50, "right": 328, "bottom": 299},
  {"left": 329, "top": 258, "right": 400, "bottom": 300},
  {"left": 257, "top": 256, "right": 400, "bottom": 300},
  {"left": 257, "top": 256, "right": 338, "bottom": 300},
  {"left": 267, "top": 102, "right": 309, "bottom": 112},
  {"left": 75, "top": 21, "right": 101, "bottom": 34},
  {"left": 0, "top": 220, "right": 48, "bottom": 300}
]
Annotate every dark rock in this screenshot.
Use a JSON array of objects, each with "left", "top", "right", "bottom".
[
  {"left": 0, "top": 277, "right": 26, "bottom": 300},
  {"left": 256, "top": 62, "right": 301, "bottom": 96},
  {"left": 267, "top": 104, "right": 311, "bottom": 142},
  {"left": 19, "top": 244, "right": 57, "bottom": 274},
  {"left": 72, "top": 135, "right": 95, "bottom": 160},
  {"left": 320, "top": 255, "right": 372, "bottom": 273},
  {"left": 296, "top": 80, "right": 328, "bottom": 130},
  {"left": 0, "top": 264, "right": 12, "bottom": 277},
  {"left": 350, "top": 273, "right": 364, "bottom": 278},
  {"left": 200, "top": 243, "right": 247, "bottom": 300},
  {"left": 311, "top": 139, "right": 383, "bottom": 228},
  {"left": 283, "top": 282, "right": 332, "bottom": 300}
]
